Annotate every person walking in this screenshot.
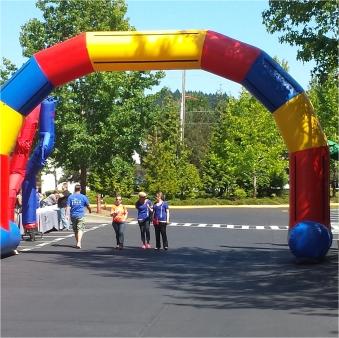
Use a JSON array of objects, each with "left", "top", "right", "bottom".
[
  {"left": 153, "top": 192, "right": 170, "bottom": 250},
  {"left": 57, "top": 183, "right": 71, "bottom": 230},
  {"left": 66, "top": 184, "right": 91, "bottom": 249},
  {"left": 135, "top": 192, "right": 152, "bottom": 249},
  {"left": 110, "top": 195, "right": 128, "bottom": 249}
]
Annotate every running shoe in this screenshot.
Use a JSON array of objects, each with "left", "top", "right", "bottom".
[
  {"left": 141, "top": 244, "right": 146, "bottom": 249},
  {"left": 164, "top": 247, "right": 168, "bottom": 250},
  {"left": 155, "top": 247, "right": 160, "bottom": 251},
  {"left": 146, "top": 243, "right": 151, "bottom": 249}
]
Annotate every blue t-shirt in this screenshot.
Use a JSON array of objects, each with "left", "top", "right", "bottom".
[
  {"left": 135, "top": 199, "right": 153, "bottom": 221},
  {"left": 153, "top": 202, "right": 169, "bottom": 222},
  {"left": 67, "top": 193, "right": 89, "bottom": 218}
]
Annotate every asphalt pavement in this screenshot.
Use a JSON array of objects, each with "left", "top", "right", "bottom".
[{"left": 1, "top": 207, "right": 338, "bottom": 337}]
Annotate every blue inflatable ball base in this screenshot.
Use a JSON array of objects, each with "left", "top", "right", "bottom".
[
  {"left": 1, "top": 222, "right": 21, "bottom": 257},
  {"left": 288, "top": 221, "right": 332, "bottom": 262}
]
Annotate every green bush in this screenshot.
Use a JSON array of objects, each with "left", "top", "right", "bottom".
[{"left": 233, "top": 188, "right": 247, "bottom": 199}]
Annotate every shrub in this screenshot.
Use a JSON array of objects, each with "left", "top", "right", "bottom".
[{"left": 233, "top": 188, "right": 247, "bottom": 199}]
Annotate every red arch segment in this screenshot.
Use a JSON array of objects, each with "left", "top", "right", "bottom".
[
  {"left": 201, "top": 30, "right": 261, "bottom": 83},
  {"left": 9, "top": 105, "right": 40, "bottom": 221},
  {"left": 0, "top": 155, "right": 10, "bottom": 231},
  {"left": 34, "top": 33, "right": 93, "bottom": 87},
  {"left": 289, "top": 146, "right": 330, "bottom": 229}
]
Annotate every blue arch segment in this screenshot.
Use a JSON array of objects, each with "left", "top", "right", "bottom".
[
  {"left": 242, "top": 52, "right": 304, "bottom": 112},
  {"left": 0, "top": 57, "right": 53, "bottom": 116},
  {"left": 22, "top": 99, "right": 56, "bottom": 225}
]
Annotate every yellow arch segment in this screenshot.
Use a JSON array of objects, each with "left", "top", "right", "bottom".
[
  {"left": 273, "top": 93, "right": 327, "bottom": 153},
  {"left": 0, "top": 101, "right": 24, "bottom": 155},
  {"left": 86, "top": 30, "right": 207, "bottom": 71}
]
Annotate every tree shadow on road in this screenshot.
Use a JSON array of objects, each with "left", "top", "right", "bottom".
[{"left": 31, "top": 244, "right": 338, "bottom": 317}]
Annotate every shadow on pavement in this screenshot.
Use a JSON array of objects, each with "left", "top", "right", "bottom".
[
  {"left": 30, "top": 244, "right": 338, "bottom": 316},
  {"left": 51, "top": 243, "right": 78, "bottom": 249}
]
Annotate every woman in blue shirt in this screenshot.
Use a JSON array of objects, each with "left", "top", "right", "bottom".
[
  {"left": 135, "top": 192, "right": 153, "bottom": 249},
  {"left": 152, "top": 192, "right": 170, "bottom": 250}
]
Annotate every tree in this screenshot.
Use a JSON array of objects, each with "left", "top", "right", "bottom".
[
  {"left": 161, "top": 89, "right": 227, "bottom": 169},
  {"left": 19, "top": 0, "right": 163, "bottom": 193},
  {"left": 184, "top": 91, "right": 225, "bottom": 169},
  {"left": 143, "top": 139, "right": 180, "bottom": 199},
  {"left": 177, "top": 150, "right": 202, "bottom": 198},
  {"left": 88, "top": 156, "right": 135, "bottom": 197},
  {"left": 308, "top": 72, "right": 338, "bottom": 141},
  {"left": 201, "top": 151, "right": 235, "bottom": 197},
  {"left": 262, "top": 1, "right": 338, "bottom": 80},
  {"left": 0, "top": 58, "right": 17, "bottom": 85},
  {"left": 308, "top": 71, "right": 338, "bottom": 197},
  {"left": 142, "top": 88, "right": 202, "bottom": 199},
  {"left": 202, "top": 90, "right": 288, "bottom": 198}
]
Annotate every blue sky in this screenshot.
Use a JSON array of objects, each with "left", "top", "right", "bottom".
[{"left": 1, "top": 0, "right": 315, "bottom": 96}]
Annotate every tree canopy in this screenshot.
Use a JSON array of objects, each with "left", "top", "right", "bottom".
[
  {"left": 202, "top": 90, "right": 288, "bottom": 198},
  {"left": 262, "top": 0, "right": 338, "bottom": 80},
  {"left": 19, "top": 0, "right": 163, "bottom": 193},
  {"left": 308, "top": 70, "right": 338, "bottom": 197},
  {"left": 0, "top": 58, "right": 17, "bottom": 85},
  {"left": 141, "top": 88, "right": 202, "bottom": 199}
]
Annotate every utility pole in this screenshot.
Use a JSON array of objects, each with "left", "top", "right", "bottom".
[{"left": 180, "top": 70, "right": 186, "bottom": 142}]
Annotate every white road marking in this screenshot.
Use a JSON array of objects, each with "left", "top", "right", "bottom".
[
  {"left": 18, "top": 224, "right": 106, "bottom": 252},
  {"left": 270, "top": 225, "right": 280, "bottom": 230},
  {"left": 35, "top": 242, "right": 50, "bottom": 247}
]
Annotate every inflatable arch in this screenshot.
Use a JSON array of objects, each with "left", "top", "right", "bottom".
[{"left": 0, "top": 30, "right": 332, "bottom": 258}]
